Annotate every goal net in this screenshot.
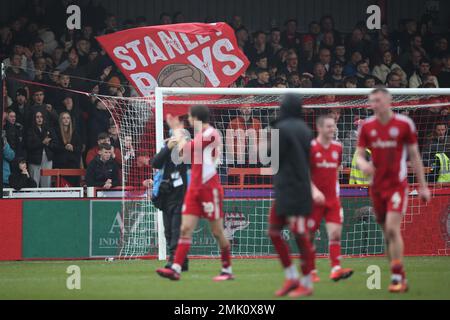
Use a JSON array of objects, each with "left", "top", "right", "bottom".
[{"left": 99, "top": 88, "right": 450, "bottom": 260}]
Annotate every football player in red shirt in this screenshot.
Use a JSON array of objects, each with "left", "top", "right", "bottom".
[
  {"left": 156, "top": 105, "right": 233, "bottom": 281},
  {"left": 356, "top": 87, "right": 431, "bottom": 293},
  {"left": 309, "top": 115, "right": 353, "bottom": 282}
]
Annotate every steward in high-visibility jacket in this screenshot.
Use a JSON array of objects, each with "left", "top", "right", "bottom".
[
  {"left": 349, "top": 148, "right": 371, "bottom": 185},
  {"left": 430, "top": 152, "right": 450, "bottom": 183}
]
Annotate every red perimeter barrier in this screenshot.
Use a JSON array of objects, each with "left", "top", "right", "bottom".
[
  {"left": 0, "top": 200, "right": 23, "bottom": 260},
  {"left": 403, "top": 191, "right": 450, "bottom": 256}
]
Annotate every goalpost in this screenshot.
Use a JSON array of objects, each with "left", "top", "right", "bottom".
[{"left": 99, "top": 87, "right": 450, "bottom": 261}]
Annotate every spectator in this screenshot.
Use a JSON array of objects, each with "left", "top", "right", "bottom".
[
  {"left": 87, "top": 99, "right": 112, "bottom": 148},
  {"left": 281, "top": 18, "right": 302, "bottom": 50},
  {"left": 299, "top": 73, "right": 313, "bottom": 88},
  {"left": 437, "top": 53, "right": 450, "bottom": 88},
  {"left": 50, "top": 73, "right": 73, "bottom": 110},
  {"left": 342, "top": 117, "right": 363, "bottom": 168},
  {"left": 4, "top": 109, "right": 24, "bottom": 157},
  {"left": 362, "top": 75, "right": 379, "bottom": 88},
  {"left": 86, "top": 132, "right": 122, "bottom": 166},
  {"left": 54, "top": 112, "right": 82, "bottom": 185},
  {"left": 320, "top": 15, "right": 341, "bottom": 46},
  {"left": 386, "top": 71, "right": 403, "bottom": 88},
  {"left": 173, "top": 11, "right": 185, "bottom": 24},
  {"left": 108, "top": 121, "right": 120, "bottom": 149},
  {"left": 26, "top": 111, "right": 56, "bottom": 187},
  {"left": 298, "top": 35, "right": 315, "bottom": 72},
  {"left": 107, "top": 76, "right": 124, "bottom": 97},
  {"left": 159, "top": 12, "right": 172, "bottom": 25},
  {"left": 2, "top": 41, "right": 35, "bottom": 72},
  {"left": 246, "top": 31, "right": 268, "bottom": 65},
  {"left": 413, "top": 106, "right": 448, "bottom": 149},
  {"left": 85, "top": 143, "right": 120, "bottom": 188},
  {"left": 320, "top": 31, "right": 335, "bottom": 52},
  {"left": 272, "top": 78, "right": 287, "bottom": 88},
  {"left": 267, "top": 27, "right": 282, "bottom": 64},
  {"left": 432, "top": 36, "right": 449, "bottom": 59},
  {"left": 235, "top": 26, "right": 249, "bottom": 52},
  {"left": 428, "top": 151, "right": 450, "bottom": 183},
  {"left": 2, "top": 116, "right": 15, "bottom": 188},
  {"left": 342, "top": 76, "right": 358, "bottom": 88},
  {"left": 8, "top": 157, "right": 37, "bottom": 190},
  {"left": 31, "top": 37, "right": 51, "bottom": 61},
  {"left": 226, "top": 106, "right": 262, "bottom": 167},
  {"left": 372, "top": 51, "right": 407, "bottom": 85},
  {"left": 230, "top": 15, "right": 243, "bottom": 30},
  {"left": 25, "top": 87, "right": 58, "bottom": 129},
  {"left": 396, "top": 19, "right": 419, "bottom": 53},
  {"left": 122, "top": 135, "right": 135, "bottom": 164},
  {"left": 409, "top": 58, "right": 439, "bottom": 88},
  {"left": 59, "top": 95, "right": 85, "bottom": 146},
  {"left": 346, "top": 27, "right": 371, "bottom": 58},
  {"left": 63, "top": 51, "right": 87, "bottom": 90},
  {"left": 422, "top": 123, "right": 450, "bottom": 167},
  {"left": 246, "top": 68, "right": 271, "bottom": 88},
  {"left": 312, "top": 62, "right": 329, "bottom": 87},
  {"left": 398, "top": 34, "right": 427, "bottom": 68},
  {"left": 32, "top": 56, "right": 48, "bottom": 84},
  {"left": 308, "top": 21, "right": 321, "bottom": 40},
  {"left": 402, "top": 48, "right": 423, "bottom": 76},
  {"left": 287, "top": 71, "right": 301, "bottom": 88},
  {"left": 343, "top": 51, "right": 362, "bottom": 76},
  {"left": 280, "top": 51, "right": 303, "bottom": 75},
  {"left": 327, "top": 61, "right": 344, "bottom": 87},
  {"left": 355, "top": 60, "right": 371, "bottom": 87},
  {"left": 254, "top": 54, "right": 268, "bottom": 70},
  {"left": 5, "top": 52, "right": 31, "bottom": 97},
  {"left": 334, "top": 44, "right": 346, "bottom": 65},
  {"left": 371, "top": 37, "right": 392, "bottom": 66},
  {"left": 318, "top": 47, "right": 332, "bottom": 73},
  {"left": 8, "top": 88, "right": 28, "bottom": 127}
]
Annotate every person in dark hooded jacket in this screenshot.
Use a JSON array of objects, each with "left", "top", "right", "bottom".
[
  {"left": 272, "top": 93, "right": 313, "bottom": 216},
  {"left": 267, "top": 93, "right": 321, "bottom": 297},
  {"left": 8, "top": 157, "right": 37, "bottom": 190},
  {"left": 85, "top": 143, "right": 120, "bottom": 188}
]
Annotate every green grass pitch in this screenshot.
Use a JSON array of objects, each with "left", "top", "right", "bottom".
[{"left": 0, "top": 257, "right": 449, "bottom": 299}]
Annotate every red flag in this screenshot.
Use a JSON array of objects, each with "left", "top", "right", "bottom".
[{"left": 96, "top": 23, "right": 249, "bottom": 96}]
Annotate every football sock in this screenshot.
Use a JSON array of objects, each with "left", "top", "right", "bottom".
[
  {"left": 268, "top": 228, "right": 292, "bottom": 269},
  {"left": 329, "top": 240, "right": 342, "bottom": 269},
  {"left": 220, "top": 245, "right": 232, "bottom": 273},
  {"left": 284, "top": 264, "right": 300, "bottom": 280},
  {"left": 172, "top": 237, "right": 191, "bottom": 273},
  {"left": 294, "top": 233, "right": 315, "bottom": 277},
  {"left": 391, "top": 259, "right": 405, "bottom": 281}
]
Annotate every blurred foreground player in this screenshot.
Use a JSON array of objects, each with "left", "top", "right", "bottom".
[
  {"left": 309, "top": 115, "right": 353, "bottom": 282},
  {"left": 268, "top": 94, "right": 323, "bottom": 298},
  {"left": 356, "top": 87, "right": 431, "bottom": 293},
  {"left": 156, "top": 105, "right": 233, "bottom": 281}
]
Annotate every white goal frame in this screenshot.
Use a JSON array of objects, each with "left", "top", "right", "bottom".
[{"left": 154, "top": 87, "right": 450, "bottom": 260}]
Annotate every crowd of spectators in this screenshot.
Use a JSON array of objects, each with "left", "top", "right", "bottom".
[{"left": 1, "top": 1, "right": 450, "bottom": 189}]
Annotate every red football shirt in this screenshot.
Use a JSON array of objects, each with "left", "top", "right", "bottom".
[
  {"left": 310, "top": 139, "right": 342, "bottom": 203},
  {"left": 186, "top": 125, "right": 222, "bottom": 189},
  {"left": 357, "top": 114, "right": 417, "bottom": 191}
]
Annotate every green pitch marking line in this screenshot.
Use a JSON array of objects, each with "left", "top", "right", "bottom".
[{"left": 0, "top": 257, "right": 449, "bottom": 300}]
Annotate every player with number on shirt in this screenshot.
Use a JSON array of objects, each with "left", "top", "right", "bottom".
[
  {"left": 156, "top": 105, "right": 233, "bottom": 281},
  {"left": 308, "top": 115, "right": 353, "bottom": 282},
  {"left": 356, "top": 87, "right": 431, "bottom": 293}
]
